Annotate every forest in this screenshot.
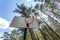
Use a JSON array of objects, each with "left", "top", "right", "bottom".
[{"left": 1, "top": 0, "right": 60, "bottom": 40}]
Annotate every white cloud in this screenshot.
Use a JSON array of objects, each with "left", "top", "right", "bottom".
[
  {"left": 0, "top": 18, "right": 9, "bottom": 29},
  {"left": 0, "top": 34, "right": 3, "bottom": 40},
  {"left": 0, "top": 38, "right": 3, "bottom": 40},
  {"left": 26, "top": 0, "right": 31, "bottom": 2},
  {"left": 0, "top": 18, "right": 15, "bottom": 30},
  {"left": 0, "top": 34, "right": 2, "bottom": 37},
  {"left": 9, "top": 27, "right": 16, "bottom": 30}
]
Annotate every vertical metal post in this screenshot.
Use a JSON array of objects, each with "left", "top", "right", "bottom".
[
  {"left": 23, "top": 23, "right": 29, "bottom": 40},
  {"left": 23, "top": 28, "right": 27, "bottom": 40}
]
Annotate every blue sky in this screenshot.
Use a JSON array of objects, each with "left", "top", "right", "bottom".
[
  {"left": 0, "top": 0, "right": 35, "bottom": 21},
  {"left": 0, "top": 0, "right": 35, "bottom": 38}
]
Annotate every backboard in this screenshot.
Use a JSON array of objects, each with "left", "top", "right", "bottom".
[{"left": 9, "top": 16, "right": 39, "bottom": 28}]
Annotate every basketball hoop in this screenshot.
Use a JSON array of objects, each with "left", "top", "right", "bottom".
[{"left": 25, "top": 17, "right": 34, "bottom": 24}]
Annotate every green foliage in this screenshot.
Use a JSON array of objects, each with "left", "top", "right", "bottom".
[
  {"left": 13, "top": 3, "right": 32, "bottom": 17},
  {"left": 3, "top": 28, "right": 25, "bottom": 40},
  {"left": 34, "top": 3, "right": 39, "bottom": 10}
]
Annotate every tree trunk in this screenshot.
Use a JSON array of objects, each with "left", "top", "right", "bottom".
[
  {"left": 29, "top": 28, "right": 36, "bottom": 40},
  {"left": 39, "top": 16, "right": 60, "bottom": 39},
  {"left": 39, "top": 28, "right": 47, "bottom": 40},
  {"left": 44, "top": 12, "right": 60, "bottom": 24}
]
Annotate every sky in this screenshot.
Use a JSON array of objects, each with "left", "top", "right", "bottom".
[{"left": 0, "top": 0, "right": 35, "bottom": 39}]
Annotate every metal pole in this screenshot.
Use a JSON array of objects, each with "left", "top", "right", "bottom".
[
  {"left": 23, "top": 23, "right": 29, "bottom": 40},
  {"left": 23, "top": 28, "right": 27, "bottom": 40}
]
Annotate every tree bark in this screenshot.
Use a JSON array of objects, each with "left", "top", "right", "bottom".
[
  {"left": 29, "top": 28, "right": 36, "bottom": 40},
  {"left": 39, "top": 28, "right": 47, "bottom": 40},
  {"left": 39, "top": 15, "right": 60, "bottom": 39}
]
